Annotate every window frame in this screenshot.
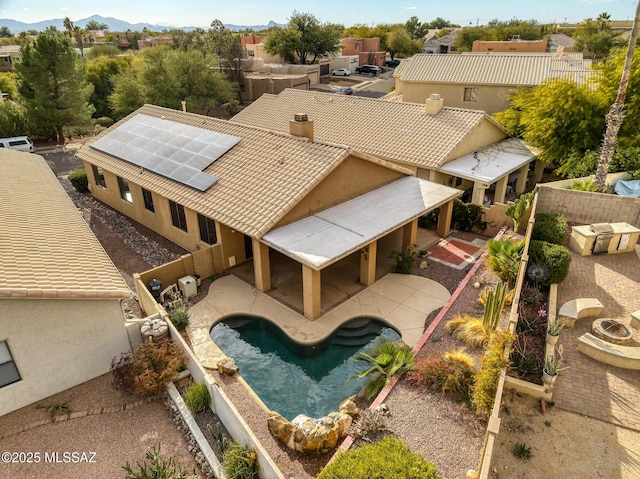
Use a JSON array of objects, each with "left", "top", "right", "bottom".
[
  {"left": 117, "top": 176, "right": 132, "bottom": 203},
  {"left": 92, "top": 164, "right": 106, "bottom": 189},
  {"left": 463, "top": 87, "right": 479, "bottom": 102},
  {"left": 142, "top": 188, "right": 155, "bottom": 212},
  {"left": 0, "top": 340, "right": 21, "bottom": 388},
  {"left": 197, "top": 213, "right": 218, "bottom": 245},
  {"left": 169, "top": 200, "right": 188, "bottom": 232}
]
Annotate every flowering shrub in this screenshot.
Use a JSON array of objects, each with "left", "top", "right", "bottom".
[{"left": 408, "top": 350, "right": 477, "bottom": 403}]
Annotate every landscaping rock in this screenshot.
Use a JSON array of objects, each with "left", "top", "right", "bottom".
[
  {"left": 268, "top": 411, "right": 352, "bottom": 453},
  {"left": 217, "top": 357, "right": 239, "bottom": 376}
]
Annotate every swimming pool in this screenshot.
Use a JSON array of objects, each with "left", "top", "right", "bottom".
[{"left": 210, "top": 315, "right": 400, "bottom": 420}]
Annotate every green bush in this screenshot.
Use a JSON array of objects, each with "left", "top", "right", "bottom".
[
  {"left": 472, "top": 330, "right": 514, "bottom": 417},
  {"left": 452, "top": 198, "right": 487, "bottom": 232},
  {"left": 389, "top": 244, "right": 416, "bottom": 274},
  {"left": 169, "top": 307, "right": 190, "bottom": 331},
  {"left": 316, "top": 435, "right": 438, "bottom": 479},
  {"left": 485, "top": 236, "right": 525, "bottom": 286},
  {"left": 95, "top": 116, "right": 115, "bottom": 127},
  {"left": 222, "top": 441, "right": 259, "bottom": 479},
  {"left": 68, "top": 169, "right": 89, "bottom": 193},
  {"left": 408, "top": 350, "right": 476, "bottom": 402},
  {"left": 528, "top": 240, "right": 572, "bottom": 287},
  {"left": 183, "top": 382, "right": 210, "bottom": 413},
  {"left": 568, "top": 180, "right": 598, "bottom": 192},
  {"left": 531, "top": 213, "right": 568, "bottom": 245},
  {"left": 418, "top": 209, "right": 439, "bottom": 229},
  {"left": 123, "top": 444, "right": 196, "bottom": 479}
]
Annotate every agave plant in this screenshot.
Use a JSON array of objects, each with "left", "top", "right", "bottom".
[{"left": 349, "top": 340, "right": 415, "bottom": 399}]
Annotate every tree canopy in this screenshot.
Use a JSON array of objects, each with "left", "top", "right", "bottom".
[
  {"left": 15, "top": 27, "right": 94, "bottom": 141},
  {"left": 85, "top": 20, "right": 109, "bottom": 30},
  {"left": 263, "top": 11, "right": 342, "bottom": 64}
]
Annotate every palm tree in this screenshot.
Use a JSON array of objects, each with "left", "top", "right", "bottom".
[
  {"left": 596, "top": 12, "right": 611, "bottom": 32},
  {"left": 595, "top": 2, "right": 640, "bottom": 192}
]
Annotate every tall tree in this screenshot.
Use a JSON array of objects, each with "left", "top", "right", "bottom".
[
  {"left": 264, "top": 11, "right": 342, "bottom": 64},
  {"left": 86, "top": 54, "right": 132, "bottom": 118},
  {"left": 594, "top": 1, "right": 640, "bottom": 191},
  {"left": 0, "top": 26, "right": 12, "bottom": 38},
  {"left": 15, "top": 27, "right": 94, "bottom": 142},
  {"left": 206, "top": 20, "right": 234, "bottom": 70},
  {"left": 85, "top": 20, "right": 109, "bottom": 30},
  {"left": 63, "top": 17, "right": 84, "bottom": 55},
  {"left": 405, "top": 16, "right": 428, "bottom": 40}
]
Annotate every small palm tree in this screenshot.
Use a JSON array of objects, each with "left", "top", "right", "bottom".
[{"left": 350, "top": 340, "right": 415, "bottom": 399}]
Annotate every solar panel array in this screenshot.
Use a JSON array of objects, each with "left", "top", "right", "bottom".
[{"left": 90, "top": 114, "right": 241, "bottom": 191}]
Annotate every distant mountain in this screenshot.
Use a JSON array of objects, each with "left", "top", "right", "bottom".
[{"left": 0, "top": 14, "right": 284, "bottom": 33}]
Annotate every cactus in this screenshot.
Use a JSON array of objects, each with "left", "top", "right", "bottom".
[
  {"left": 482, "top": 281, "right": 509, "bottom": 332},
  {"left": 506, "top": 191, "right": 534, "bottom": 233}
]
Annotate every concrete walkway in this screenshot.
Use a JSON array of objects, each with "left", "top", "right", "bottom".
[{"left": 187, "top": 273, "right": 450, "bottom": 369}]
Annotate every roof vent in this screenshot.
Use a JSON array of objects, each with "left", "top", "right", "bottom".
[
  {"left": 294, "top": 113, "right": 308, "bottom": 122},
  {"left": 430, "top": 94, "right": 441, "bottom": 101},
  {"left": 425, "top": 94, "right": 444, "bottom": 115}
]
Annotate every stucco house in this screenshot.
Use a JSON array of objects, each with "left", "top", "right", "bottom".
[
  {"left": 391, "top": 53, "right": 596, "bottom": 114},
  {"left": 76, "top": 105, "right": 462, "bottom": 320},
  {"left": 232, "top": 88, "right": 542, "bottom": 208},
  {"left": 0, "top": 151, "right": 132, "bottom": 416}
]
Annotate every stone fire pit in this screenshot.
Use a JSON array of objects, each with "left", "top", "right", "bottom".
[{"left": 592, "top": 318, "right": 633, "bottom": 346}]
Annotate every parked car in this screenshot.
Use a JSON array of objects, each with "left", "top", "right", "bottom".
[
  {"left": 336, "top": 87, "right": 353, "bottom": 95},
  {"left": 0, "top": 136, "right": 36, "bottom": 153},
  {"left": 355, "top": 65, "right": 380, "bottom": 75},
  {"left": 331, "top": 68, "right": 351, "bottom": 76},
  {"left": 385, "top": 59, "right": 401, "bottom": 68}
]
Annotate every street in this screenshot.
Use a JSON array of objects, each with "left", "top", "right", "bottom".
[{"left": 37, "top": 143, "right": 85, "bottom": 176}]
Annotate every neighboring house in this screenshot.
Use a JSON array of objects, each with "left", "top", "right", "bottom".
[
  {"left": 548, "top": 34, "right": 576, "bottom": 53},
  {"left": 76, "top": 104, "right": 462, "bottom": 320},
  {"left": 472, "top": 37, "right": 549, "bottom": 53},
  {"left": 391, "top": 53, "right": 597, "bottom": 114},
  {"left": 423, "top": 32, "right": 457, "bottom": 54},
  {"left": 242, "top": 72, "right": 309, "bottom": 102},
  {"left": 340, "top": 37, "right": 385, "bottom": 67},
  {"left": 0, "top": 45, "right": 21, "bottom": 72},
  {"left": 138, "top": 37, "right": 173, "bottom": 49},
  {"left": 0, "top": 151, "right": 132, "bottom": 416},
  {"left": 233, "top": 89, "right": 541, "bottom": 209}
]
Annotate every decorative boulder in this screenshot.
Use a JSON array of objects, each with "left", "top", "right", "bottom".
[
  {"left": 217, "top": 357, "right": 239, "bottom": 376},
  {"left": 338, "top": 397, "right": 359, "bottom": 416},
  {"left": 268, "top": 411, "right": 352, "bottom": 453}
]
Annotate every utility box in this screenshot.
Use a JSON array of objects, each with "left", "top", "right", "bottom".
[{"left": 178, "top": 276, "right": 197, "bottom": 298}]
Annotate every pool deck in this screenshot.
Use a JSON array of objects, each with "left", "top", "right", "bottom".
[{"left": 187, "top": 273, "right": 451, "bottom": 369}]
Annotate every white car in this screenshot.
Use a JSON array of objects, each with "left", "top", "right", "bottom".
[{"left": 331, "top": 68, "right": 350, "bottom": 76}]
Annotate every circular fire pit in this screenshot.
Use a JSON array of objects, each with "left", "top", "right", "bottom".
[{"left": 592, "top": 319, "right": 633, "bottom": 346}]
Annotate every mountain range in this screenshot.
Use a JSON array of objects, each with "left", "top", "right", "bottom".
[{"left": 0, "top": 14, "right": 283, "bottom": 33}]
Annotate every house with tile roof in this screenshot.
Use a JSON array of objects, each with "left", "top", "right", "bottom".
[
  {"left": 390, "top": 53, "right": 597, "bottom": 114},
  {"left": 76, "top": 104, "right": 462, "bottom": 320},
  {"left": 232, "top": 88, "right": 541, "bottom": 208},
  {"left": 0, "top": 151, "right": 132, "bottom": 416}
]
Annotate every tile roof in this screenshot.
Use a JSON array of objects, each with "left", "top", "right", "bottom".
[
  {"left": 0, "top": 151, "right": 131, "bottom": 299},
  {"left": 399, "top": 54, "right": 559, "bottom": 85},
  {"left": 232, "top": 89, "right": 504, "bottom": 170},
  {"left": 77, "top": 104, "right": 356, "bottom": 238}
]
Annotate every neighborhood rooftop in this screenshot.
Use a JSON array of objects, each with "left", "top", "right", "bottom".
[
  {"left": 0, "top": 150, "right": 131, "bottom": 299},
  {"left": 232, "top": 89, "right": 503, "bottom": 169}
]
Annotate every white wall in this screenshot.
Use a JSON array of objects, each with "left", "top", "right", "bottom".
[{"left": 0, "top": 298, "right": 131, "bottom": 416}]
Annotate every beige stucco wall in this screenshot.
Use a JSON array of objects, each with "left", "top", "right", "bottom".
[
  {"left": 0, "top": 298, "right": 131, "bottom": 416},
  {"left": 446, "top": 120, "right": 508, "bottom": 161},
  {"left": 277, "top": 155, "right": 405, "bottom": 226},
  {"left": 400, "top": 82, "right": 515, "bottom": 115}
]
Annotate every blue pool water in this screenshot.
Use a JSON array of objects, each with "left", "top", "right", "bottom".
[{"left": 210, "top": 315, "right": 400, "bottom": 420}]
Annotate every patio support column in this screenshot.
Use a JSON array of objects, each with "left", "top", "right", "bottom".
[
  {"left": 402, "top": 219, "right": 418, "bottom": 251},
  {"left": 252, "top": 238, "right": 271, "bottom": 292},
  {"left": 302, "top": 265, "right": 321, "bottom": 321},
  {"left": 471, "top": 182, "right": 486, "bottom": 205},
  {"left": 437, "top": 199, "right": 454, "bottom": 238},
  {"left": 515, "top": 164, "right": 529, "bottom": 194},
  {"left": 494, "top": 175, "right": 508, "bottom": 204},
  {"left": 359, "top": 241, "right": 378, "bottom": 286},
  {"left": 533, "top": 159, "right": 545, "bottom": 184}
]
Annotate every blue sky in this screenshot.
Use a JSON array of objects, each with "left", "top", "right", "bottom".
[{"left": 0, "top": 0, "right": 637, "bottom": 28}]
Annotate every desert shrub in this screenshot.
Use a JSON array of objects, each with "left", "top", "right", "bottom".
[
  {"left": 222, "top": 441, "right": 259, "bottom": 479},
  {"left": 95, "top": 116, "right": 115, "bottom": 127},
  {"left": 316, "top": 435, "right": 438, "bottom": 479},
  {"left": 169, "top": 307, "right": 190, "bottom": 331},
  {"left": 485, "top": 237, "right": 525, "bottom": 286},
  {"left": 350, "top": 340, "right": 415, "bottom": 399},
  {"left": 445, "top": 315, "right": 488, "bottom": 349},
  {"left": 528, "top": 240, "right": 572, "bottom": 287},
  {"left": 111, "top": 339, "right": 186, "bottom": 397},
  {"left": 348, "top": 408, "right": 387, "bottom": 441},
  {"left": 72, "top": 126, "right": 90, "bottom": 137},
  {"left": 36, "top": 401, "right": 71, "bottom": 420},
  {"left": 183, "top": 382, "right": 210, "bottom": 413},
  {"left": 531, "top": 213, "right": 568, "bottom": 245},
  {"left": 452, "top": 198, "right": 487, "bottom": 232},
  {"left": 472, "top": 330, "right": 515, "bottom": 417},
  {"left": 389, "top": 244, "right": 416, "bottom": 274},
  {"left": 408, "top": 349, "right": 476, "bottom": 402},
  {"left": 123, "top": 444, "right": 196, "bottom": 479},
  {"left": 68, "top": 169, "right": 89, "bottom": 193}
]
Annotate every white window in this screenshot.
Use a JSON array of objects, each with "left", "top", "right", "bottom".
[{"left": 0, "top": 341, "right": 21, "bottom": 388}]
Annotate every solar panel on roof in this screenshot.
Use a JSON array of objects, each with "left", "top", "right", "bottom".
[{"left": 90, "top": 113, "right": 240, "bottom": 191}]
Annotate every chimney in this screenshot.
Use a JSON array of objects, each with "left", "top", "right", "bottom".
[
  {"left": 289, "top": 113, "right": 314, "bottom": 141},
  {"left": 425, "top": 94, "right": 444, "bottom": 115}
]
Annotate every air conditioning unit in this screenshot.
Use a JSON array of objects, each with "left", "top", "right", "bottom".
[{"left": 178, "top": 276, "right": 197, "bottom": 299}]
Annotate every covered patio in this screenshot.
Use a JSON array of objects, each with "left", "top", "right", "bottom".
[
  {"left": 439, "top": 138, "right": 542, "bottom": 205},
  {"left": 244, "top": 176, "right": 461, "bottom": 320}
]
